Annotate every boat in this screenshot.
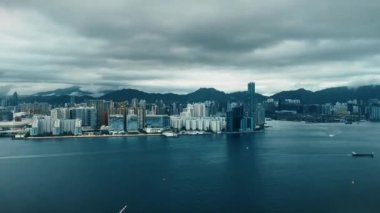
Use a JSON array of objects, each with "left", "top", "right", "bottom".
[
  {"left": 119, "top": 204, "right": 127, "bottom": 213},
  {"left": 352, "top": 152, "right": 374, "bottom": 157},
  {"left": 162, "top": 132, "right": 178, "bottom": 137},
  {"left": 12, "top": 134, "right": 26, "bottom": 140}
]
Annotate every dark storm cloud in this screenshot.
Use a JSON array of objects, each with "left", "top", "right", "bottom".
[{"left": 1, "top": 0, "right": 380, "bottom": 94}]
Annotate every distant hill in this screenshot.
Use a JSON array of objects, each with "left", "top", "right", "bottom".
[
  {"left": 19, "top": 85, "right": 380, "bottom": 105},
  {"left": 100, "top": 88, "right": 181, "bottom": 103},
  {"left": 20, "top": 87, "right": 266, "bottom": 105},
  {"left": 100, "top": 87, "right": 267, "bottom": 104},
  {"left": 271, "top": 88, "right": 315, "bottom": 103}
]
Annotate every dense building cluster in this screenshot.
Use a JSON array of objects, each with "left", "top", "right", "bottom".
[
  {"left": 2, "top": 81, "right": 380, "bottom": 138},
  {"left": 0, "top": 82, "right": 265, "bottom": 137},
  {"left": 263, "top": 98, "right": 380, "bottom": 122},
  {"left": 226, "top": 83, "right": 266, "bottom": 132}
]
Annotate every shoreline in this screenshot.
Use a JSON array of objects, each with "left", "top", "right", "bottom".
[
  {"left": 26, "top": 134, "right": 162, "bottom": 140},
  {"left": 21, "top": 130, "right": 265, "bottom": 140}
]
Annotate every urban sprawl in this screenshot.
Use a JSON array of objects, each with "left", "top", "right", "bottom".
[{"left": 1, "top": 82, "right": 380, "bottom": 139}]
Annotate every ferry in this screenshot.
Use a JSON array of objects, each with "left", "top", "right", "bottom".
[
  {"left": 352, "top": 152, "right": 374, "bottom": 157},
  {"left": 12, "top": 134, "right": 26, "bottom": 140},
  {"left": 162, "top": 132, "right": 178, "bottom": 137}
]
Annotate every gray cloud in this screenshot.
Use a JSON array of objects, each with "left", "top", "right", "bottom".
[{"left": 0, "top": 0, "right": 380, "bottom": 95}]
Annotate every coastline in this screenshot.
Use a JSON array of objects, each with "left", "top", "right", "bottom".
[
  {"left": 26, "top": 134, "right": 162, "bottom": 140},
  {"left": 23, "top": 130, "right": 265, "bottom": 140}
]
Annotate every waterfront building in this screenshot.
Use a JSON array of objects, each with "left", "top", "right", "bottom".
[
  {"left": 248, "top": 82, "right": 256, "bottom": 117},
  {"left": 52, "top": 119, "right": 81, "bottom": 136},
  {"left": 226, "top": 105, "right": 244, "bottom": 132},
  {"left": 74, "top": 119, "right": 82, "bottom": 135},
  {"left": 126, "top": 114, "right": 139, "bottom": 132},
  {"left": 256, "top": 103, "right": 266, "bottom": 126},
  {"left": 190, "top": 119, "right": 197, "bottom": 130},
  {"left": 185, "top": 119, "right": 191, "bottom": 130},
  {"left": 369, "top": 104, "right": 380, "bottom": 121},
  {"left": 239, "top": 82, "right": 257, "bottom": 132},
  {"left": 240, "top": 117, "right": 255, "bottom": 132},
  {"left": 333, "top": 102, "right": 350, "bottom": 115},
  {"left": 70, "top": 107, "right": 96, "bottom": 129},
  {"left": 321, "top": 103, "right": 333, "bottom": 115},
  {"left": 145, "top": 115, "right": 170, "bottom": 129},
  {"left": 203, "top": 119, "right": 210, "bottom": 131},
  {"left": 210, "top": 120, "right": 222, "bottom": 132},
  {"left": 31, "top": 115, "right": 81, "bottom": 136},
  {"left": 30, "top": 116, "right": 53, "bottom": 136},
  {"left": 108, "top": 114, "right": 125, "bottom": 132},
  {"left": 170, "top": 116, "right": 225, "bottom": 132},
  {"left": 197, "top": 119, "right": 203, "bottom": 130}
]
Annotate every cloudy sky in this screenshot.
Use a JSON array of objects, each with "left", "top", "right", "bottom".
[{"left": 1, "top": 0, "right": 380, "bottom": 96}]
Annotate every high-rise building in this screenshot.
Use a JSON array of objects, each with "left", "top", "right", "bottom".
[
  {"left": 137, "top": 107, "right": 146, "bottom": 130},
  {"left": 87, "top": 100, "right": 113, "bottom": 127},
  {"left": 12, "top": 92, "right": 18, "bottom": 106},
  {"left": 193, "top": 103, "right": 207, "bottom": 117},
  {"left": 369, "top": 104, "right": 380, "bottom": 121},
  {"left": 226, "top": 105, "right": 244, "bottom": 132},
  {"left": 52, "top": 119, "right": 81, "bottom": 136},
  {"left": 131, "top": 98, "right": 139, "bottom": 108},
  {"left": 0, "top": 109, "right": 13, "bottom": 121},
  {"left": 30, "top": 116, "right": 53, "bottom": 136},
  {"left": 240, "top": 117, "right": 255, "bottom": 132},
  {"left": 240, "top": 82, "right": 256, "bottom": 132},
  {"left": 248, "top": 82, "right": 256, "bottom": 117},
  {"left": 108, "top": 114, "right": 125, "bottom": 132},
  {"left": 256, "top": 103, "right": 266, "bottom": 126},
  {"left": 69, "top": 107, "right": 97, "bottom": 129},
  {"left": 126, "top": 114, "right": 139, "bottom": 132},
  {"left": 51, "top": 108, "right": 70, "bottom": 120},
  {"left": 19, "top": 103, "right": 51, "bottom": 115},
  {"left": 145, "top": 115, "right": 170, "bottom": 129}
]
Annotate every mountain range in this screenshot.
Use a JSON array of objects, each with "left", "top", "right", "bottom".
[{"left": 17, "top": 85, "right": 380, "bottom": 106}]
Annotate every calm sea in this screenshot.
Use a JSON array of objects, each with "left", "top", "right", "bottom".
[{"left": 0, "top": 121, "right": 380, "bottom": 213}]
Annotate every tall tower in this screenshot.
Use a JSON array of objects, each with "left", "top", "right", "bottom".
[
  {"left": 248, "top": 82, "right": 256, "bottom": 117},
  {"left": 12, "top": 92, "right": 18, "bottom": 106}
]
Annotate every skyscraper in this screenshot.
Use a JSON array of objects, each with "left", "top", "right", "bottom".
[
  {"left": 248, "top": 82, "right": 256, "bottom": 117},
  {"left": 226, "top": 105, "right": 244, "bottom": 132},
  {"left": 12, "top": 92, "right": 18, "bottom": 106},
  {"left": 87, "top": 100, "right": 113, "bottom": 128},
  {"left": 240, "top": 82, "right": 256, "bottom": 132}
]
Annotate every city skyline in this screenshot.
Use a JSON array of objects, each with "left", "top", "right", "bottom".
[{"left": 1, "top": 0, "right": 380, "bottom": 96}]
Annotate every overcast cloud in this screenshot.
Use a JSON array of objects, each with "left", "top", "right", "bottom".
[{"left": 0, "top": 0, "right": 380, "bottom": 95}]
